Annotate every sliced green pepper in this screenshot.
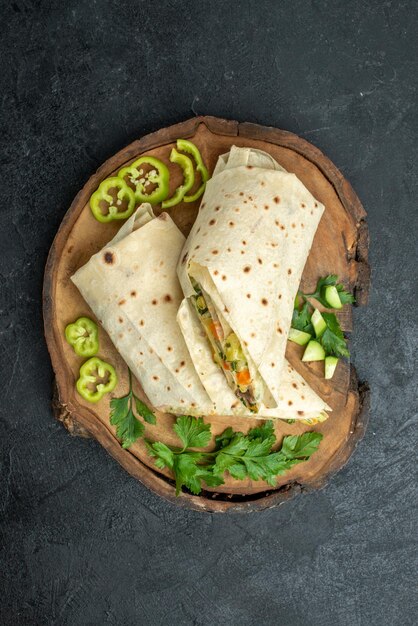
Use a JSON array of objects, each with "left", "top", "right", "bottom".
[
  {"left": 118, "top": 156, "right": 169, "bottom": 205},
  {"left": 76, "top": 357, "right": 118, "bottom": 403},
  {"left": 161, "top": 149, "right": 195, "bottom": 209},
  {"left": 90, "top": 177, "right": 136, "bottom": 223},
  {"left": 177, "top": 139, "right": 209, "bottom": 203},
  {"left": 65, "top": 317, "right": 99, "bottom": 357}
]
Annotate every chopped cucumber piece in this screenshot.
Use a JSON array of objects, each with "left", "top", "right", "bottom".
[
  {"left": 325, "top": 355, "right": 339, "bottom": 379},
  {"left": 311, "top": 309, "right": 327, "bottom": 338},
  {"left": 288, "top": 328, "right": 312, "bottom": 346},
  {"left": 302, "top": 340, "right": 326, "bottom": 362},
  {"left": 324, "top": 285, "right": 343, "bottom": 309}
]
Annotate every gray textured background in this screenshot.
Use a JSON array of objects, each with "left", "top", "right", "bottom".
[{"left": 1, "top": 1, "right": 417, "bottom": 624}]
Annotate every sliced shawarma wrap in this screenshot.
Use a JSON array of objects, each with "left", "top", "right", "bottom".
[
  {"left": 71, "top": 202, "right": 329, "bottom": 420},
  {"left": 177, "top": 145, "right": 327, "bottom": 414},
  {"left": 177, "top": 298, "right": 330, "bottom": 420}
]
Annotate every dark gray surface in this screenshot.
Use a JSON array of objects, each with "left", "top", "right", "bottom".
[{"left": 1, "top": 1, "right": 417, "bottom": 624}]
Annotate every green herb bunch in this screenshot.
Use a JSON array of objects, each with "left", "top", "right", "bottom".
[{"left": 146, "top": 416, "right": 323, "bottom": 496}]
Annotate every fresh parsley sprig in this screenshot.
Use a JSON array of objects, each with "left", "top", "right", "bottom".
[
  {"left": 292, "top": 275, "right": 353, "bottom": 359},
  {"left": 110, "top": 369, "right": 156, "bottom": 449},
  {"left": 146, "top": 417, "right": 323, "bottom": 496},
  {"left": 300, "top": 274, "right": 355, "bottom": 308}
]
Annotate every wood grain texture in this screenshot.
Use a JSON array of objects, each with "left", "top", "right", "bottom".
[{"left": 43, "top": 116, "right": 370, "bottom": 512}]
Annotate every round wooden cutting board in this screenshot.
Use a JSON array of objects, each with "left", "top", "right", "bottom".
[{"left": 43, "top": 116, "right": 370, "bottom": 513}]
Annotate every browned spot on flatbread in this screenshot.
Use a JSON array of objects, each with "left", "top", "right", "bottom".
[
  {"left": 288, "top": 400, "right": 293, "bottom": 406},
  {"left": 118, "top": 317, "right": 123, "bottom": 323},
  {"left": 243, "top": 265, "right": 251, "bottom": 273},
  {"left": 164, "top": 294, "right": 172, "bottom": 302},
  {"left": 274, "top": 196, "right": 280, "bottom": 204},
  {"left": 258, "top": 258, "right": 263, "bottom": 265},
  {"left": 181, "top": 252, "right": 188, "bottom": 265},
  {"left": 118, "top": 299, "right": 126, "bottom": 306},
  {"left": 292, "top": 383, "right": 298, "bottom": 389},
  {"left": 104, "top": 251, "right": 114, "bottom": 264},
  {"left": 288, "top": 268, "right": 292, "bottom": 275},
  {"left": 261, "top": 298, "right": 268, "bottom": 306},
  {"left": 212, "top": 249, "right": 219, "bottom": 255},
  {"left": 151, "top": 299, "right": 157, "bottom": 305},
  {"left": 130, "top": 290, "right": 137, "bottom": 297},
  {"left": 209, "top": 219, "right": 216, "bottom": 226},
  {"left": 167, "top": 346, "right": 173, "bottom": 351},
  {"left": 298, "top": 411, "right": 304, "bottom": 416},
  {"left": 153, "top": 375, "right": 158, "bottom": 381}
]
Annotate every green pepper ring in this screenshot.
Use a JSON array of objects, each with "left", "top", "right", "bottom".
[
  {"left": 176, "top": 139, "right": 209, "bottom": 203},
  {"left": 76, "top": 357, "right": 118, "bottom": 404},
  {"left": 161, "top": 149, "right": 195, "bottom": 209},
  {"left": 65, "top": 317, "right": 99, "bottom": 357},
  {"left": 118, "top": 156, "right": 170, "bottom": 205},
  {"left": 90, "top": 177, "right": 136, "bottom": 223}
]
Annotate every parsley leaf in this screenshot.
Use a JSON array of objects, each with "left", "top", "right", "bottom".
[
  {"left": 320, "top": 312, "right": 350, "bottom": 358},
  {"left": 110, "top": 369, "right": 156, "bottom": 448},
  {"left": 336, "top": 283, "right": 356, "bottom": 305},
  {"left": 146, "top": 416, "right": 323, "bottom": 496},
  {"left": 173, "top": 415, "right": 211, "bottom": 449},
  {"left": 281, "top": 432, "right": 323, "bottom": 459},
  {"left": 135, "top": 397, "right": 157, "bottom": 425},
  {"left": 110, "top": 405, "right": 145, "bottom": 449},
  {"left": 292, "top": 301, "right": 314, "bottom": 334}
]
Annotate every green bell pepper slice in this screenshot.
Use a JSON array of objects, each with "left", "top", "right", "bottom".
[
  {"left": 90, "top": 177, "right": 136, "bottom": 223},
  {"left": 76, "top": 357, "right": 118, "bottom": 403},
  {"left": 118, "top": 156, "right": 170, "bottom": 205},
  {"left": 65, "top": 317, "right": 99, "bottom": 357},
  {"left": 161, "top": 149, "right": 195, "bottom": 209},
  {"left": 176, "top": 139, "right": 209, "bottom": 203}
]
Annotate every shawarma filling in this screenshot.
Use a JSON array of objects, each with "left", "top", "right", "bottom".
[{"left": 191, "top": 280, "right": 260, "bottom": 412}]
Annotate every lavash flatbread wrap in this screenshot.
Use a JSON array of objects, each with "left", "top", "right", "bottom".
[
  {"left": 177, "top": 146, "right": 328, "bottom": 416},
  {"left": 72, "top": 205, "right": 213, "bottom": 416}
]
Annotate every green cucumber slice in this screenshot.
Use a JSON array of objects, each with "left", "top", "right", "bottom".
[
  {"left": 288, "top": 328, "right": 312, "bottom": 346},
  {"left": 325, "top": 355, "right": 339, "bottom": 379},
  {"left": 311, "top": 309, "right": 327, "bottom": 338},
  {"left": 302, "top": 340, "right": 326, "bottom": 362},
  {"left": 324, "top": 285, "right": 343, "bottom": 309}
]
